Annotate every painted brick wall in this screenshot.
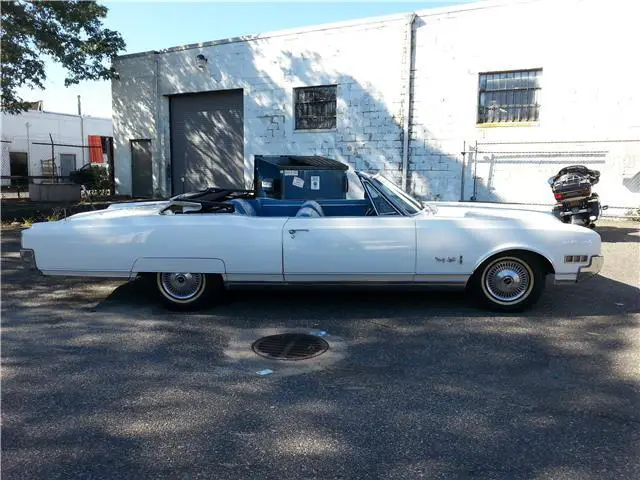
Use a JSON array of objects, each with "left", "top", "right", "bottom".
[
  {"left": 112, "top": 54, "right": 158, "bottom": 194},
  {"left": 113, "top": 14, "right": 412, "bottom": 196},
  {"left": 113, "top": 0, "right": 639, "bottom": 211},
  {"left": 410, "top": 0, "right": 640, "bottom": 209}
]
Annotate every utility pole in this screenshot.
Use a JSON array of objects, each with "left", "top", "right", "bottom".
[
  {"left": 78, "top": 95, "right": 85, "bottom": 165},
  {"left": 49, "top": 133, "right": 55, "bottom": 181},
  {"left": 460, "top": 140, "right": 466, "bottom": 201},
  {"left": 25, "top": 122, "right": 31, "bottom": 176}
]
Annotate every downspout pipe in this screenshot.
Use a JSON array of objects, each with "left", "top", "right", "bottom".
[
  {"left": 154, "top": 51, "right": 162, "bottom": 197},
  {"left": 401, "top": 13, "right": 416, "bottom": 192}
]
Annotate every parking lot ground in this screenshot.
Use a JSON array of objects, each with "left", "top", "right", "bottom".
[{"left": 1, "top": 220, "right": 639, "bottom": 479}]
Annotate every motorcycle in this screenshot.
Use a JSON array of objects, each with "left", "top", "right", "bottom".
[{"left": 548, "top": 165, "right": 607, "bottom": 229}]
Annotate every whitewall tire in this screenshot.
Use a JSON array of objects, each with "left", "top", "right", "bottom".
[
  {"left": 155, "top": 272, "right": 221, "bottom": 310},
  {"left": 470, "top": 253, "right": 545, "bottom": 312}
]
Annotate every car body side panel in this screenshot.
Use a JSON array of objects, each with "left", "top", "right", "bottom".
[
  {"left": 415, "top": 212, "right": 601, "bottom": 280},
  {"left": 22, "top": 214, "right": 288, "bottom": 279},
  {"left": 22, "top": 200, "right": 602, "bottom": 286},
  {"left": 282, "top": 216, "right": 416, "bottom": 281},
  {"left": 130, "top": 258, "right": 226, "bottom": 277}
]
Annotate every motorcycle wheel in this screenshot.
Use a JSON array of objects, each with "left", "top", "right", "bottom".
[{"left": 570, "top": 216, "right": 587, "bottom": 227}]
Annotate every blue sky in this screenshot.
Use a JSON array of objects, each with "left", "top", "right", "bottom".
[{"left": 18, "top": 1, "right": 475, "bottom": 117}]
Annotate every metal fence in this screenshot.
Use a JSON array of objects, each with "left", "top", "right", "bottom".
[
  {"left": 1, "top": 137, "right": 115, "bottom": 199},
  {"left": 460, "top": 139, "right": 640, "bottom": 215}
]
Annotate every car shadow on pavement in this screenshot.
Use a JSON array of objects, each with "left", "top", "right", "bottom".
[
  {"left": 94, "top": 269, "right": 638, "bottom": 320},
  {"left": 2, "top": 227, "right": 640, "bottom": 479},
  {"left": 3, "top": 275, "right": 639, "bottom": 479},
  {"left": 597, "top": 225, "right": 639, "bottom": 244}
]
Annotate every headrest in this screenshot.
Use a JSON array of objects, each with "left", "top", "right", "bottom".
[
  {"left": 299, "top": 200, "right": 324, "bottom": 216},
  {"left": 295, "top": 206, "right": 320, "bottom": 217},
  {"left": 228, "top": 199, "right": 256, "bottom": 216}
]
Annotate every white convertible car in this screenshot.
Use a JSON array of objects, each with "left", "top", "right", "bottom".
[{"left": 20, "top": 171, "right": 603, "bottom": 312}]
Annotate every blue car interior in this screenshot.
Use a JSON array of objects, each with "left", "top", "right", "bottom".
[{"left": 225, "top": 197, "right": 370, "bottom": 217}]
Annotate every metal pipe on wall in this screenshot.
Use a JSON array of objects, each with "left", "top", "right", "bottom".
[
  {"left": 472, "top": 140, "right": 478, "bottom": 201},
  {"left": 25, "top": 122, "right": 31, "bottom": 175},
  {"left": 49, "top": 133, "right": 55, "bottom": 180},
  {"left": 78, "top": 95, "right": 85, "bottom": 166},
  {"left": 154, "top": 51, "right": 163, "bottom": 198},
  {"left": 460, "top": 141, "right": 466, "bottom": 201},
  {"left": 400, "top": 13, "right": 417, "bottom": 192}
]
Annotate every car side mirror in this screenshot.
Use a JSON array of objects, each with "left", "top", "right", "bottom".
[{"left": 602, "top": 205, "right": 609, "bottom": 210}]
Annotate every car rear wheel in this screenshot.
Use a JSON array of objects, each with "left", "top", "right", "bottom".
[
  {"left": 470, "top": 253, "right": 545, "bottom": 312},
  {"left": 155, "top": 272, "right": 222, "bottom": 310}
]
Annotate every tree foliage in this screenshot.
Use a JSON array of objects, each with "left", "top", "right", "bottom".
[{"left": 1, "top": 0, "right": 125, "bottom": 113}]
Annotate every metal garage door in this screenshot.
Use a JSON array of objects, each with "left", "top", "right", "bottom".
[{"left": 170, "top": 89, "right": 244, "bottom": 195}]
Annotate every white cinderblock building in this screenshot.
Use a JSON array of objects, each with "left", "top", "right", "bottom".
[{"left": 112, "top": 0, "right": 640, "bottom": 211}]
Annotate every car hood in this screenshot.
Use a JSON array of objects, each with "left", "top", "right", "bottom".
[{"left": 429, "top": 201, "right": 561, "bottom": 225}]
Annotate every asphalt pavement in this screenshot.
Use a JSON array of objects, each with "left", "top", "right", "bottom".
[{"left": 1, "top": 220, "right": 639, "bottom": 479}]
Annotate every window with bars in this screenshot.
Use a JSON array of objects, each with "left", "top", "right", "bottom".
[
  {"left": 477, "top": 69, "right": 541, "bottom": 124},
  {"left": 294, "top": 85, "right": 337, "bottom": 130}
]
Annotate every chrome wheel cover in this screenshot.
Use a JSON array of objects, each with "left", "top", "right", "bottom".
[
  {"left": 158, "top": 273, "right": 205, "bottom": 301},
  {"left": 482, "top": 257, "right": 533, "bottom": 304}
]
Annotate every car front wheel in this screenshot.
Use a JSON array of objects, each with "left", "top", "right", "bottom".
[
  {"left": 470, "top": 253, "right": 545, "bottom": 312},
  {"left": 155, "top": 272, "right": 222, "bottom": 310}
]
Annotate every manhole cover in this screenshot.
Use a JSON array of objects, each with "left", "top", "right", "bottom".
[{"left": 252, "top": 333, "right": 329, "bottom": 361}]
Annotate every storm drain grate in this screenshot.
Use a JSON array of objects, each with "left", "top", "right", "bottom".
[{"left": 252, "top": 333, "right": 329, "bottom": 361}]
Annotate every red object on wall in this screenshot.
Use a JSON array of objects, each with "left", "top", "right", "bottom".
[{"left": 88, "top": 135, "right": 104, "bottom": 164}]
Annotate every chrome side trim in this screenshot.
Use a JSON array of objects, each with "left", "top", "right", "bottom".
[
  {"left": 577, "top": 255, "right": 603, "bottom": 282},
  {"left": 226, "top": 282, "right": 467, "bottom": 289},
  {"left": 226, "top": 273, "right": 469, "bottom": 286},
  {"left": 40, "top": 270, "right": 131, "bottom": 278},
  {"left": 225, "top": 273, "right": 284, "bottom": 282},
  {"left": 413, "top": 274, "right": 470, "bottom": 285},
  {"left": 283, "top": 273, "right": 415, "bottom": 283}
]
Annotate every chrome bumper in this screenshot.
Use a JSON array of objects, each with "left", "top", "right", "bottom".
[{"left": 576, "top": 255, "right": 603, "bottom": 282}]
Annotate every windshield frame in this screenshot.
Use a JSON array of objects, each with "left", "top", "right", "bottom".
[
  {"left": 356, "top": 172, "right": 426, "bottom": 216},
  {"left": 373, "top": 174, "right": 425, "bottom": 214}
]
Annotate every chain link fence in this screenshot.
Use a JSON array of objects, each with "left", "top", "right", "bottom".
[
  {"left": 1, "top": 138, "right": 115, "bottom": 200},
  {"left": 460, "top": 139, "right": 640, "bottom": 218},
  {"left": 1, "top": 140, "right": 11, "bottom": 187}
]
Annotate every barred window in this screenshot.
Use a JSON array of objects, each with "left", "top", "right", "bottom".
[
  {"left": 294, "top": 85, "right": 337, "bottom": 130},
  {"left": 477, "top": 69, "right": 541, "bottom": 124}
]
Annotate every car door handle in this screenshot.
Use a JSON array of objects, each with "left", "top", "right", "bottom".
[{"left": 288, "top": 229, "right": 309, "bottom": 234}]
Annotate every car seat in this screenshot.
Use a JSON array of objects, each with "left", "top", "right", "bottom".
[
  {"left": 298, "top": 200, "right": 324, "bottom": 217},
  {"left": 228, "top": 198, "right": 257, "bottom": 216},
  {"left": 295, "top": 206, "right": 321, "bottom": 217}
]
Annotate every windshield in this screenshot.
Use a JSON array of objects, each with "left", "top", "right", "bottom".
[{"left": 372, "top": 175, "right": 425, "bottom": 215}]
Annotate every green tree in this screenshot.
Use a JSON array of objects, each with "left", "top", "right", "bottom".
[{"left": 1, "top": 0, "right": 125, "bottom": 113}]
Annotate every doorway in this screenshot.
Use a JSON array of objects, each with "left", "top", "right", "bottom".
[
  {"left": 131, "top": 139, "right": 153, "bottom": 198},
  {"left": 9, "top": 152, "right": 28, "bottom": 186},
  {"left": 60, "top": 153, "right": 77, "bottom": 177}
]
